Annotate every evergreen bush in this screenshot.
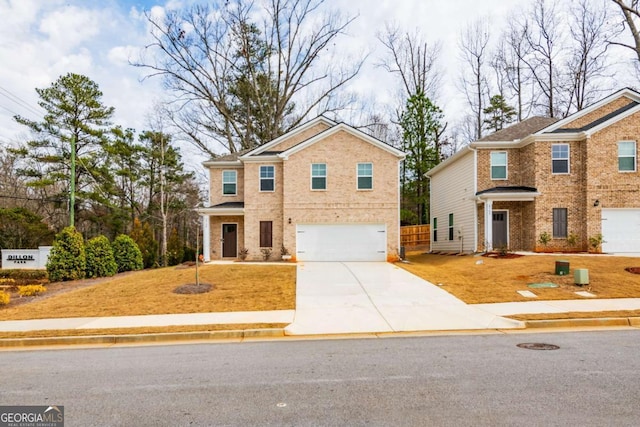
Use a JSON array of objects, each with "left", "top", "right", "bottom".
[
  {"left": 112, "top": 234, "right": 143, "bottom": 272},
  {"left": 85, "top": 235, "right": 118, "bottom": 278},
  {"left": 46, "top": 226, "right": 86, "bottom": 282},
  {"left": 166, "top": 228, "right": 184, "bottom": 266},
  {"left": 130, "top": 218, "right": 158, "bottom": 268}
]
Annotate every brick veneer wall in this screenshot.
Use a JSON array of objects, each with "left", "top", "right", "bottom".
[
  {"left": 282, "top": 130, "right": 401, "bottom": 261},
  {"left": 208, "top": 216, "right": 245, "bottom": 259}
]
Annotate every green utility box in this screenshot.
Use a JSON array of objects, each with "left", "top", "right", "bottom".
[
  {"left": 574, "top": 269, "right": 589, "bottom": 285},
  {"left": 555, "top": 260, "right": 570, "bottom": 276}
]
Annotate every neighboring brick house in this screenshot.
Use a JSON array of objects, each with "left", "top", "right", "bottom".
[
  {"left": 197, "top": 117, "right": 406, "bottom": 262},
  {"left": 427, "top": 88, "right": 640, "bottom": 254}
]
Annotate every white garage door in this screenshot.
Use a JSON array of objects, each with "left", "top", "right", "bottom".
[
  {"left": 296, "top": 224, "right": 387, "bottom": 261},
  {"left": 602, "top": 209, "right": 640, "bottom": 253}
]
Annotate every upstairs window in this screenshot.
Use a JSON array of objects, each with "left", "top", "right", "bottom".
[
  {"left": 222, "top": 170, "right": 237, "bottom": 195},
  {"left": 552, "top": 144, "right": 570, "bottom": 174},
  {"left": 260, "top": 165, "right": 275, "bottom": 192},
  {"left": 618, "top": 141, "right": 636, "bottom": 172},
  {"left": 311, "top": 163, "right": 327, "bottom": 190},
  {"left": 357, "top": 163, "right": 373, "bottom": 189},
  {"left": 490, "top": 152, "right": 507, "bottom": 180}
]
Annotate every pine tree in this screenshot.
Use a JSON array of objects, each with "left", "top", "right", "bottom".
[
  {"left": 12, "top": 73, "right": 115, "bottom": 227},
  {"left": 483, "top": 95, "right": 516, "bottom": 132}
]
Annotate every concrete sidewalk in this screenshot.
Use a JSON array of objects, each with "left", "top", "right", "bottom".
[{"left": 0, "top": 310, "right": 295, "bottom": 333}]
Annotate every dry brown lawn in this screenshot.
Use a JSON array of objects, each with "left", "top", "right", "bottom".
[
  {"left": 398, "top": 253, "right": 640, "bottom": 304},
  {"left": 0, "top": 264, "right": 296, "bottom": 321}
]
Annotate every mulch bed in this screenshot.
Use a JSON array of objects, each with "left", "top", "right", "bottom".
[
  {"left": 625, "top": 267, "right": 640, "bottom": 274},
  {"left": 173, "top": 283, "right": 213, "bottom": 294},
  {"left": 482, "top": 252, "right": 525, "bottom": 259}
]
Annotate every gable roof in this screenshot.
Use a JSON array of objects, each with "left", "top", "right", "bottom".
[
  {"left": 241, "top": 116, "right": 337, "bottom": 159},
  {"left": 537, "top": 87, "right": 640, "bottom": 135},
  {"left": 278, "top": 122, "right": 405, "bottom": 159},
  {"left": 478, "top": 116, "right": 559, "bottom": 142}
]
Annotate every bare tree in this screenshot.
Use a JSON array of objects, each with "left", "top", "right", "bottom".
[
  {"left": 134, "top": 0, "right": 364, "bottom": 156},
  {"left": 377, "top": 24, "right": 443, "bottom": 100},
  {"left": 609, "top": 0, "right": 640, "bottom": 66},
  {"left": 458, "top": 18, "right": 491, "bottom": 140},
  {"left": 492, "top": 16, "right": 534, "bottom": 121},
  {"left": 564, "top": 0, "right": 613, "bottom": 113},
  {"left": 521, "top": 0, "right": 566, "bottom": 118}
]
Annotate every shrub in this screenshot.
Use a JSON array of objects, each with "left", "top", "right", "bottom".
[
  {"left": 588, "top": 234, "right": 604, "bottom": 253},
  {"left": 0, "top": 270, "right": 48, "bottom": 281},
  {"left": 538, "top": 231, "right": 552, "bottom": 247},
  {"left": 0, "top": 291, "right": 9, "bottom": 306},
  {"left": 261, "top": 247, "right": 273, "bottom": 261},
  {"left": 112, "top": 234, "right": 143, "bottom": 272},
  {"left": 18, "top": 284, "right": 46, "bottom": 297},
  {"left": 166, "top": 228, "right": 184, "bottom": 266},
  {"left": 0, "top": 278, "right": 16, "bottom": 287},
  {"left": 85, "top": 235, "right": 118, "bottom": 278},
  {"left": 567, "top": 232, "right": 579, "bottom": 247},
  {"left": 239, "top": 248, "right": 249, "bottom": 261},
  {"left": 130, "top": 218, "right": 158, "bottom": 268},
  {"left": 46, "top": 226, "right": 86, "bottom": 282}
]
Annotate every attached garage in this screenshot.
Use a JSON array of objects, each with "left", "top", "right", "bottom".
[
  {"left": 296, "top": 224, "right": 387, "bottom": 261},
  {"left": 601, "top": 209, "right": 640, "bottom": 253}
]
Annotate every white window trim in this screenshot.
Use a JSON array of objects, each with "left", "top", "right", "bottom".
[
  {"left": 357, "top": 162, "right": 374, "bottom": 190},
  {"left": 222, "top": 170, "right": 237, "bottom": 196},
  {"left": 618, "top": 141, "right": 637, "bottom": 173},
  {"left": 551, "top": 143, "right": 570, "bottom": 175},
  {"left": 259, "top": 165, "right": 276, "bottom": 192},
  {"left": 310, "top": 163, "right": 327, "bottom": 191},
  {"left": 490, "top": 151, "right": 508, "bottom": 180}
]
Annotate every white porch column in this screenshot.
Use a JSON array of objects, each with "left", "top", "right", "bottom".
[
  {"left": 484, "top": 200, "right": 493, "bottom": 252},
  {"left": 202, "top": 215, "right": 211, "bottom": 262}
]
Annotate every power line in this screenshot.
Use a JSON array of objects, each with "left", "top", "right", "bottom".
[{"left": 0, "top": 86, "right": 43, "bottom": 118}]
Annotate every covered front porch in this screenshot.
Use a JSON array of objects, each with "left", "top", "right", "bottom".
[
  {"left": 197, "top": 202, "right": 245, "bottom": 261},
  {"left": 476, "top": 187, "right": 540, "bottom": 252}
]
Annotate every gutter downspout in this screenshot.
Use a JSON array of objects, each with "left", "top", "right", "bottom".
[{"left": 470, "top": 145, "right": 478, "bottom": 253}]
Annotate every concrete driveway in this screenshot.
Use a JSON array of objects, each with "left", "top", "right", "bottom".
[{"left": 285, "top": 262, "right": 523, "bottom": 335}]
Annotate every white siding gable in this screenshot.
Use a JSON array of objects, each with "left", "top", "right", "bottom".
[{"left": 429, "top": 149, "right": 476, "bottom": 252}]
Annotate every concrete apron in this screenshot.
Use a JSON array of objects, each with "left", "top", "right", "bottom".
[{"left": 285, "top": 262, "right": 524, "bottom": 335}]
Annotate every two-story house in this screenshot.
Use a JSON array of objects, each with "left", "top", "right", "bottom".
[
  {"left": 198, "top": 117, "right": 406, "bottom": 262},
  {"left": 427, "top": 88, "right": 640, "bottom": 254}
]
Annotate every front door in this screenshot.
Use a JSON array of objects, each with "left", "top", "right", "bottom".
[
  {"left": 222, "top": 224, "right": 237, "bottom": 258},
  {"left": 492, "top": 211, "right": 508, "bottom": 248}
]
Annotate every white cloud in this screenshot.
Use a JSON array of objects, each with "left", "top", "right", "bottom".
[{"left": 38, "top": 6, "right": 101, "bottom": 52}]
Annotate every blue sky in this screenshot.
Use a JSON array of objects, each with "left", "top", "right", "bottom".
[{"left": 5, "top": 0, "right": 617, "bottom": 164}]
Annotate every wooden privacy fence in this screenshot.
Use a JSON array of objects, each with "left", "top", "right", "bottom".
[{"left": 400, "top": 225, "right": 430, "bottom": 248}]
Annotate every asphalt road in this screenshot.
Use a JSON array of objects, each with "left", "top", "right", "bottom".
[{"left": 1, "top": 331, "right": 639, "bottom": 426}]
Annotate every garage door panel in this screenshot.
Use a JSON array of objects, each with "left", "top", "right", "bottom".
[
  {"left": 296, "top": 224, "right": 387, "bottom": 261},
  {"left": 602, "top": 209, "right": 640, "bottom": 253}
]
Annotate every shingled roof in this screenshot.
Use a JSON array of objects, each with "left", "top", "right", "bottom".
[{"left": 478, "top": 116, "right": 558, "bottom": 142}]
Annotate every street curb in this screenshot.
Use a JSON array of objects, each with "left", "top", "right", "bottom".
[
  {"left": 0, "top": 328, "right": 284, "bottom": 349},
  {"left": 525, "top": 317, "right": 635, "bottom": 328},
  {"left": 2, "top": 318, "right": 639, "bottom": 349}
]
